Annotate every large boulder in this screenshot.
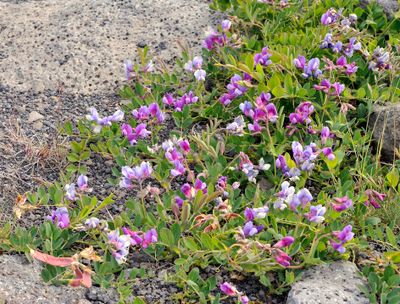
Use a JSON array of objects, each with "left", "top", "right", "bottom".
[
  {"left": 369, "top": 104, "right": 400, "bottom": 161},
  {"left": 286, "top": 261, "right": 369, "bottom": 304},
  {"left": 361, "top": 0, "right": 399, "bottom": 17}
]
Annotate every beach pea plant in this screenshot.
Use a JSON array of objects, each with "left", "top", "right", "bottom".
[{"left": 1, "top": 0, "right": 400, "bottom": 303}]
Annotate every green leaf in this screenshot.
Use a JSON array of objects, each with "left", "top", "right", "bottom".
[
  {"left": 160, "top": 228, "right": 175, "bottom": 247},
  {"left": 386, "top": 168, "right": 399, "bottom": 188},
  {"left": 386, "top": 227, "right": 398, "bottom": 247},
  {"left": 384, "top": 251, "right": 400, "bottom": 263}
]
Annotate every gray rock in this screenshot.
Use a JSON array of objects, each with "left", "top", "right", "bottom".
[
  {"left": 0, "top": 254, "right": 90, "bottom": 304},
  {"left": 361, "top": 0, "right": 399, "bottom": 17},
  {"left": 370, "top": 104, "right": 400, "bottom": 160},
  {"left": 28, "top": 110, "right": 44, "bottom": 123},
  {"left": 286, "top": 261, "right": 369, "bottom": 304}
]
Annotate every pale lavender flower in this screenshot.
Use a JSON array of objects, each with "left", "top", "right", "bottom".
[
  {"left": 221, "top": 19, "right": 232, "bottom": 32},
  {"left": 108, "top": 230, "right": 131, "bottom": 264},
  {"left": 170, "top": 160, "right": 186, "bottom": 177},
  {"left": 302, "top": 58, "right": 322, "bottom": 78},
  {"left": 122, "top": 227, "right": 143, "bottom": 246},
  {"left": 343, "top": 37, "right": 361, "bottom": 57},
  {"left": 124, "top": 60, "right": 133, "bottom": 80},
  {"left": 239, "top": 101, "right": 254, "bottom": 118},
  {"left": 227, "top": 116, "right": 246, "bottom": 136},
  {"left": 305, "top": 205, "right": 326, "bottom": 223},
  {"left": 244, "top": 206, "right": 269, "bottom": 222},
  {"left": 85, "top": 217, "right": 100, "bottom": 229},
  {"left": 77, "top": 175, "right": 88, "bottom": 190},
  {"left": 120, "top": 162, "right": 153, "bottom": 188},
  {"left": 321, "top": 8, "right": 340, "bottom": 25},
  {"left": 65, "top": 184, "right": 76, "bottom": 201},
  {"left": 194, "top": 69, "right": 206, "bottom": 81},
  {"left": 47, "top": 207, "right": 70, "bottom": 229},
  {"left": 293, "top": 55, "right": 306, "bottom": 69}
]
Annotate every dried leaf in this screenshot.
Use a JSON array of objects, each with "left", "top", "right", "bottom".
[{"left": 31, "top": 249, "right": 75, "bottom": 267}]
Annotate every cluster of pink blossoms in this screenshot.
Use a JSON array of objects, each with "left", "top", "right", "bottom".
[
  {"left": 162, "top": 138, "right": 190, "bottom": 177},
  {"left": 238, "top": 92, "right": 278, "bottom": 134},
  {"left": 162, "top": 91, "right": 198, "bottom": 112}
]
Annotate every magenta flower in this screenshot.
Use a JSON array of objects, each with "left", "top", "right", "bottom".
[
  {"left": 332, "top": 82, "right": 345, "bottom": 96},
  {"left": 330, "top": 225, "right": 354, "bottom": 253},
  {"left": 77, "top": 175, "right": 88, "bottom": 190},
  {"left": 162, "top": 93, "right": 175, "bottom": 106},
  {"left": 47, "top": 207, "right": 70, "bottom": 229},
  {"left": 273, "top": 236, "right": 295, "bottom": 248},
  {"left": 332, "top": 196, "right": 353, "bottom": 212},
  {"left": 240, "top": 296, "right": 249, "bottom": 304},
  {"left": 175, "top": 196, "right": 184, "bottom": 208},
  {"left": 220, "top": 282, "right": 238, "bottom": 296},
  {"left": 203, "top": 29, "right": 227, "bottom": 50},
  {"left": 178, "top": 139, "right": 191, "bottom": 154},
  {"left": 314, "top": 79, "right": 331, "bottom": 94},
  {"left": 181, "top": 179, "right": 207, "bottom": 199},
  {"left": 289, "top": 102, "right": 315, "bottom": 125},
  {"left": 248, "top": 121, "right": 262, "bottom": 133},
  {"left": 272, "top": 249, "right": 292, "bottom": 267},
  {"left": 364, "top": 189, "right": 386, "bottom": 209},
  {"left": 122, "top": 227, "right": 143, "bottom": 246},
  {"left": 254, "top": 46, "right": 272, "bottom": 67}
]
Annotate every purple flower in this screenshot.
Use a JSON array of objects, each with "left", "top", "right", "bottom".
[
  {"left": 305, "top": 205, "right": 326, "bottom": 223},
  {"left": 265, "top": 103, "right": 278, "bottom": 122},
  {"left": 290, "top": 188, "right": 313, "bottom": 210},
  {"left": 239, "top": 101, "right": 254, "bottom": 118},
  {"left": 302, "top": 58, "right": 322, "bottom": 78},
  {"left": 254, "top": 46, "right": 272, "bottom": 67},
  {"left": 240, "top": 295, "right": 249, "bottom": 304},
  {"left": 47, "top": 207, "right": 70, "bottom": 229},
  {"left": 275, "top": 155, "right": 289, "bottom": 175},
  {"left": 255, "top": 92, "right": 271, "bottom": 106},
  {"left": 274, "top": 181, "right": 295, "bottom": 210},
  {"left": 321, "top": 8, "right": 340, "bottom": 25},
  {"left": 142, "top": 228, "right": 158, "bottom": 248},
  {"left": 65, "top": 184, "right": 76, "bottom": 201},
  {"left": 332, "top": 41, "right": 343, "bottom": 53},
  {"left": 330, "top": 225, "right": 354, "bottom": 253},
  {"left": 181, "top": 179, "right": 207, "bottom": 199},
  {"left": 344, "top": 37, "right": 361, "bottom": 57},
  {"left": 220, "top": 282, "right": 238, "bottom": 296},
  {"left": 77, "top": 175, "right": 88, "bottom": 190},
  {"left": 143, "top": 60, "right": 154, "bottom": 73},
  {"left": 242, "top": 221, "right": 263, "bottom": 237},
  {"left": 248, "top": 122, "right": 262, "bottom": 134},
  {"left": 203, "top": 29, "right": 227, "bottom": 50},
  {"left": 86, "top": 108, "right": 124, "bottom": 133},
  {"left": 332, "top": 196, "right": 353, "bottom": 212},
  {"left": 273, "top": 236, "right": 295, "bottom": 248},
  {"left": 175, "top": 196, "right": 184, "bottom": 208},
  {"left": 175, "top": 91, "right": 198, "bottom": 112},
  {"left": 293, "top": 55, "right": 306, "bottom": 69},
  {"left": 320, "top": 33, "right": 334, "bottom": 49},
  {"left": 124, "top": 60, "right": 133, "bottom": 80},
  {"left": 369, "top": 47, "right": 391, "bottom": 71},
  {"left": 221, "top": 19, "right": 232, "bottom": 32},
  {"left": 290, "top": 102, "right": 315, "bottom": 125},
  {"left": 322, "top": 147, "right": 335, "bottom": 160},
  {"left": 85, "top": 217, "right": 100, "bottom": 229}
]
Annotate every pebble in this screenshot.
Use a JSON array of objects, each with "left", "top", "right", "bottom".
[{"left": 28, "top": 110, "right": 44, "bottom": 123}]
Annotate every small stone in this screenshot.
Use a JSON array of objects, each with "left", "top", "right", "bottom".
[
  {"left": 28, "top": 111, "right": 44, "bottom": 123},
  {"left": 32, "top": 121, "right": 43, "bottom": 130},
  {"left": 286, "top": 261, "right": 369, "bottom": 304}
]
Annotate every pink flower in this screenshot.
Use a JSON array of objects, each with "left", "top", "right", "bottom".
[
  {"left": 220, "top": 282, "right": 238, "bottom": 296},
  {"left": 332, "top": 196, "right": 353, "bottom": 212},
  {"left": 273, "top": 236, "right": 295, "bottom": 248},
  {"left": 272, "top": 249, "right": 292, "bottom": 267}
]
